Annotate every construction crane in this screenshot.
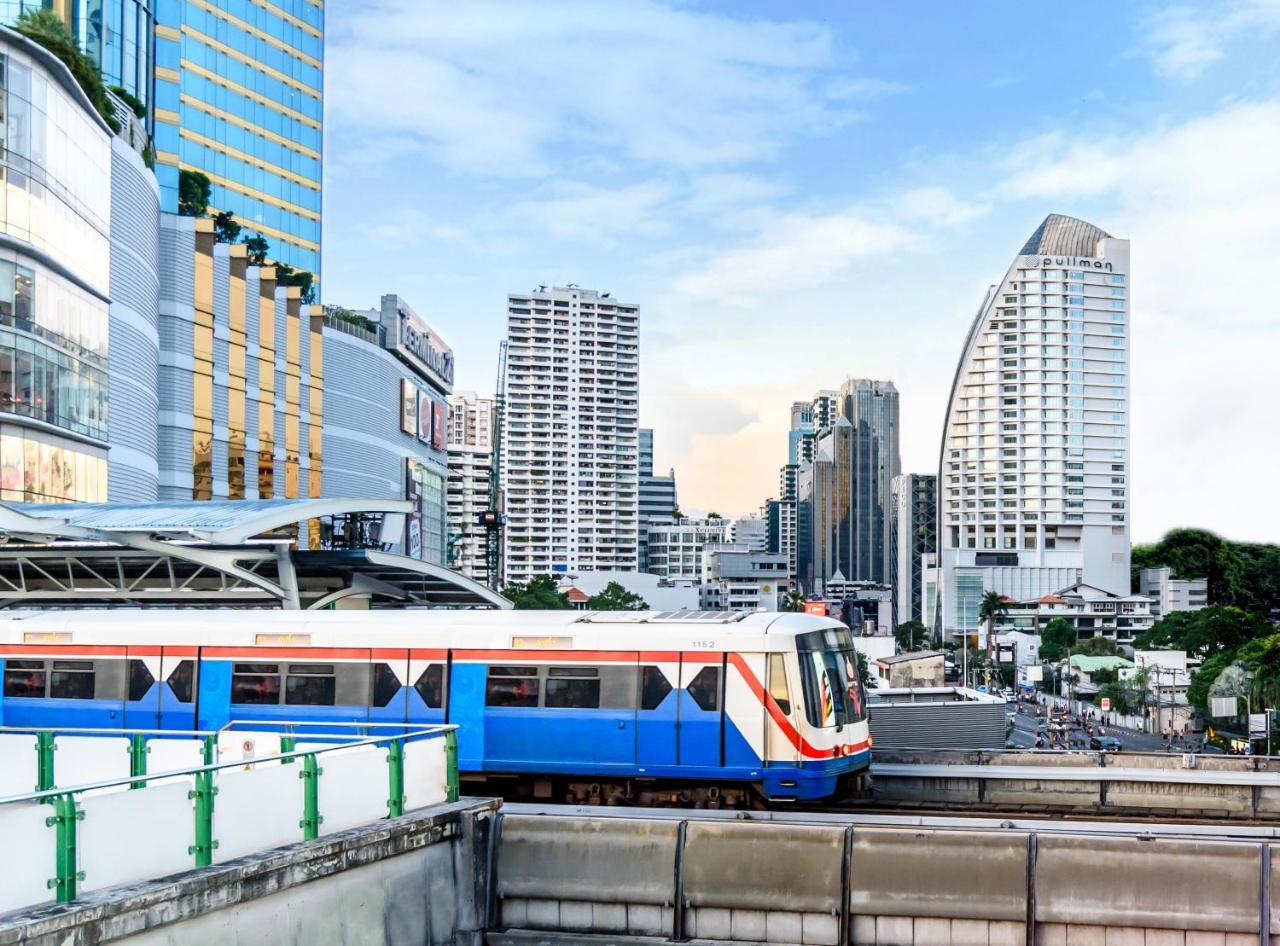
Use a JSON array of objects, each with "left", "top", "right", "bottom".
[{"left": 479, "top": 339, "right": 508, "bottom": 589}]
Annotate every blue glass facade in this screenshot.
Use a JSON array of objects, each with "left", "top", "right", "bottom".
[{"left": 152, "top": 0, "right": 322, "bottom": 278}]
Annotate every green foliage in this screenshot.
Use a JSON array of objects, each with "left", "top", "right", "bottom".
[
  {"left": 500, "top": 575, "right": 570, "bottom": 610},
  {"left": 706, "top": 511, "right": 722, "bottom": 520},
  {"left": 1132, "top": 528, "right": 1280, "bottom": 615},
  {"left": 670, "top": 508, "right": 683, "bottom": 521},
  {"left": 1091, "top": 666, "right": 1119, "bottom": 685},
  {"left": 855, "top": 649, "right": 869, "bottom": 687},
  {"left": 781, "top": 589, "right": 805, "bottom": 613},
  {"left": 1133, "top": 605, "right": 1270, "bottom": 658},
  {"left": 178, "top": 169, "right": 211, "bottom": 216},
  {"left": 586, "top": 581, "right": 648, "bottom": 611},
  {"left": 108, "top": 84, "right": 146, "bottom": 119},
  {"left": 1188, "top": 650, "right": 1236, "bottom": 714},
  {"left": 1039, "top": 617, "right": 1077, "bottom": 663},
  {"left": 327, "top": 306, "right": 377, "bottom": 333},
  {"left": 1098, "top": 681, "right": 1143, "bottom": 715},
  {"left": 141, "top": 144, "right": 154, "bottom": 169},
  {"left": 1077, "top": 636, "right": 1119, "bottom": 656},
  {"left": 212, "top": 211, "right": 242, "bottom": 244},
  {"left": 1237, "top": 634, "right": 1280, "bottom": 711},
  {"left": 979, "top": 591, "right": 1009, "bottom": 625},
  {"left": 243, "top": 235, "right": 270, "bottom": 265},
  {"left": 894, "top": 620, "right": 928, "bottom": 652},
  {"left": 17, "top": 10, "right": 120, "bottom": 133},
  {"left": 273, "top": 262, "right": 317, "bottom": 305}
]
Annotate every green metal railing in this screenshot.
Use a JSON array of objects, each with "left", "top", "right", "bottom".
[{"left": 0, "top": 722, "right": 458, "bottom": 904}]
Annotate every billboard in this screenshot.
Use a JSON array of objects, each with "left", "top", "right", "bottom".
[
  {"left": 400, "top": 379, "right": 416, "bottom": 434},
  {"left": 432, "top": 401, "right": 446, "bottom": 451},
  {"left": 417, "top": 390, "right": 432, "bottom": 444},
  {"left": 803, "top": 601, "right": 827, "bottom": 616}
]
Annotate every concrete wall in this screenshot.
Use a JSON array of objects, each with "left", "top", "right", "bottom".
[
  {"left": 492, "top": 812, "right": 1280, "bottom": 946},
  {"left": 0, "top": 799, "right": 497, "bottom": 946}
]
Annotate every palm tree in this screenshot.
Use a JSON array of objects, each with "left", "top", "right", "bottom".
[
  {"left": 781, "top": 589, "right": 805, "bottom": 613},
  {"left": 979, "top": 591, "right": 1010, "bottom": 652}
]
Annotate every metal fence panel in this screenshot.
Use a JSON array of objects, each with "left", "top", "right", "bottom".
[
  {"left": 320, "top": 746, "right": 390, "bottom": 835},
  {"left": 79, "top": 781, "right": 195, "bottom": 892},
  {"left": 213, "top": 762, "right": 305, "bottom": 862}
]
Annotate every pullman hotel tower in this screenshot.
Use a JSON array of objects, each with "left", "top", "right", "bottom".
[{"left": 938, "top": 214, "right": 1131, "bottom": 639}]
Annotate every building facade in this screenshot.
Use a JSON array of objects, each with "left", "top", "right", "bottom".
[
  {"left": 152, "top": 0, "right": 323, "bottom": 277},
  {"left": 892, "top": 473, "right": 936, "bottom": 626},
  {"left": 699, "top": 543, "right": 789, "bottom": 611},
  {"left": 645, "top": 518, "right": 727, "bottom": 582},
  {"left": 637, "top": 427, "right": 677, "bottom": 571},
  {"left": 1001, "top": 582, "right": 1154, "bottom": 644},
  {"left": 939, "top": 214, "right": 1131, "bottom": 640},
  {"left": 501, "top": 286, "right": 639, "bottom": 582},
  {"left": 447, "top": 390, "right": 496, "bottom": 579},
  {"left": 1138, "top": 566, "right": 1208, "bottom": 620},
  {"left": 0, "top": 29, "right": 113, "bottom": 504},
  {"left": 765, "top": 496, "right": 797, "bottom": 582}
]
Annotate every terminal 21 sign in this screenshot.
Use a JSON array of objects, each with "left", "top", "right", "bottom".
[{"left": 395, "top": 304, "right": 455, "bottom": 391}]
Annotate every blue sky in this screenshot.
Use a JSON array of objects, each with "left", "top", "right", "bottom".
[{"left": 322, "top": 0, "right": 1280, "bottom": 543}]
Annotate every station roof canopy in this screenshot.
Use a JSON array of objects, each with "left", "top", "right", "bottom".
[{"left": 0, "top": 499, "right": 510, "bottom": 611}]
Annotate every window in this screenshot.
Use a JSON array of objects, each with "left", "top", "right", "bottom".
[
  {"left": 168, "top": 660, "right": 195, "bottom": 702},
  {"left": 128, "top": 660, "right": 155, "bottom": 702},
  {"left": 687, "top": 666, "right": 720, "bottom": 712},
  {"left": 640, "top": 666, "right": 672, "bottom": 709},
  {"left": 50, "top": 661, "right": 95, "bottom": 700},
  {"left": 545, "top": 667, "right": 600, "bottom": 708},
  {"left": 768, "top": 653, "right": 792, "bottom": 715},
  {"left": 232, "top": 663, "right": 281, "bottom": 705},
  {"left": 371, "top": 663, "right": 401, "bottom": 707},
  {"left": 285, "top": 664, "right": 336, "bottom": 706},
  {"left": 486, "top": 666, "right": 539, "bottom": 707},
  {"left": 414, "top": 664, "right": 445, "bottom": 708},
  {"left": 3, "top": 659, "right": 46, "bottom": 698}
]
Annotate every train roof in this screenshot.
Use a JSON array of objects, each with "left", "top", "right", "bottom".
[{"left": 0, "top": 608, "right": 850, "bottom": 651}]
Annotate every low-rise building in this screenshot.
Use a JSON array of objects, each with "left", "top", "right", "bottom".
[
  {"left": 699, "top": 543, "right": 789, "bottom": 611},
  {"left": 555, "top": 570, "right": 698, "bottom": 611},
  {"left": 995, "top": 631, "right": 1041, "bottom": 668},
  {"left": 1001, "top": 582, "right": 1155, "bottom": 644},
  {"left": 875, "top": 651, "right": 946, "bottom": 689},
  {"left": 1138, "top": 567, "right": 1208, "bottom": 620}
]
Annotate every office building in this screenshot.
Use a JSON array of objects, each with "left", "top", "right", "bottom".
[
  {"left": 0, "top": 28, "right": 113, "bottom": 504},
  {"left": 501, "top": 286, "right": 639, "bottom": 582},
  {"left": 699, "top": 543, "right": 789, "bottom": 611},
  {"left": 447, "top": 391, "right": 497, "bottom": 579},
  {"left": 1138, "top": 566, "right": 1208, "bottom": 620},
  {"left": 645, "top": 518, "right": 726, "bottom": 582},
  {"left": 939, "top": 214, "right": 1131, "bottom": 640},
  {"left": 320, "top": 295, "right": 452, "bottom": 564},
  {"left": 788, "top": 400, "right": 814, "bottom": 465},
  {"left": 727, "top": 514, "right": 767, "bottom": 552},
  {"left": 152, "top": 0, "right": 323, "bottom": 278},
  {"left": 892, "top": 473, "right": 937, "bottom": 626},
  {"left": 637, "top": 427, "right": 678, "bottom": 571},
  {"left": 765, "top": 496, "right": 797, "bottom": 582},
  {"left": 802, "top": 379, "right": 900, "bottom": 594}
]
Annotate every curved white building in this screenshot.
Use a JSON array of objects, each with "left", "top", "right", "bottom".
[{"left": 938, "top": 214, "right": 1131, "bottom": 639}]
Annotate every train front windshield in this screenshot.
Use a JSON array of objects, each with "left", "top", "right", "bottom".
[{"left": 797, "top": 628, "right": 867, "bottom": 728}]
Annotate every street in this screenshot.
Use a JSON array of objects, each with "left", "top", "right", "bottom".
[{"left": 1004, "top": 701, "right": 1191, "bottom": 753}]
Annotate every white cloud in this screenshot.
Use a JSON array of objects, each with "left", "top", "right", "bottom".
[
  {"left": 894, "top": 187, "right": 991, "bottom": 228},
  {"left": 327, "top": 0, "right": 866, "bottom": 176},
  {"left": 507, "top": 180, "right": 678, "bottom": 240},
  {"left": 1140, "top": 0, "right": 1280, "bottom": 79}
]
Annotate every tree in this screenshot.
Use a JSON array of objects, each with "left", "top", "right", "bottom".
[
  {"left": 500, "top": 575, "right": 569, "bottom": 610},
  {"left": 1188, "top": 650, "right": 1236, "bottom": 715},
  {"left": 17, "top": 10, "right": 119, "bottom": 132},
  {"left": 894, "top": 620, "right": 928, "bottom": 652},
  {"left": 108, "top": 85, "right": 146, "bottom": 119},
  {"left": 1134, "top": 605, "right": 1269, "bottom": 658},
  {"left": 1039, "top": 617, "right": 1077, "bottom": 663},
  {"left": 178, "top": 169, "right": 211, "bottom": 216},
  {"left": 706, "top": 511, "right": 722, "bottom": 520},
  {"left": 587, "top": 581, "right": 647, "bottom": 611},
  {"left": 979, "top": 591, "right": 1010, "bottom": 644},
  {"left": 244, "top": 234, "right": 270, "bottom": 265},
  {"left": 1238, "top": 635, "right": 1280, "bottom": 712},
  {"left": 273, "top": 262, "right": 318, "bottom": 305},
  {"left": 781, "top": 589, "right": 805, "bottom": 613},
  {"left": 213, "top": 211, "right": 242, "bottom": 244},
  {"left": 1077, "top": 636, "right": 1119, "bottom": 656},
  {"left": 854, "top": 649, "right": 870, "bottom": 688},
  {"left": 1132, "top": 528, "right": 1280, "bottom": 616}
]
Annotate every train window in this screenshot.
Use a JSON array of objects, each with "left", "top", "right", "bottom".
[
  {"left": 371, "top": 663, "right": 401, "bottom": 708},
  {"left": 285, "top": 664, "right": 336, "bottom": 706},
  {"left": 640, "top": 666, "right": 671, "bottom": 710},
  {"left": 3, "top": 659, "right": 46, "bottom": 698},
  {"left": 232, "top": 663, "right": 281, "bottom": 705},
  {"left": 486, "top": 666, "right": 539, "bottom": 708},
  {"left": 687, "top": 666, "right": 720, "bottom": 712},
  {"left": 545, "top": 667, "right": 600, "bottom": 709},
  {"left": 767, "top": 654, "right": 791, "bottom": 716},
  {"left": 128, "top": 660, "right": 155, "bottom": 702},
  {"left": 167, "top": 660, "right": 195, "bottom": 703},
  {"left": 414, "top": 664, "right": 445, "bottom": 709},
  {"left": 49, "top": 661, "right": 95, "bottom": 700}
]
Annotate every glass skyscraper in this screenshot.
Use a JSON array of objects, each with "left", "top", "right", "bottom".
[{"left": 151, "top": 0, "right": 322, "bottom": 278}]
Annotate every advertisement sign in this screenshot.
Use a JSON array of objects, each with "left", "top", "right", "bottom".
[
  {"left": 417, "top": 390, "right": 432, "bottom": 444},
  {"left": 432, "top": 401, "right": 446, "bottom": 451},
  {"left": 1100, "top": 697, "right": 1111, "bottom": 712},
  {"left": 1211, "top": 696, "right": 1239, "bottom": 718},
  {"left": 1250, "top": 713, "right": 1268, "bottom": 737},
  {"left": 803, "top": 601, "right": 827, "bottom": 616},
  {"left": 400, "top": 379, "right": 416, "bottom": 434}
]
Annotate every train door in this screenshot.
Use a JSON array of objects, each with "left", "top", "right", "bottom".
[
  {"left": 635, "top": 657, "right": 678, "bottom": 768},
  {"left": 194, "top": 648, "right": 231, "bottom": 731},
  {"left": 448, "top": 652, "right": 485, "bottom": 771},
  {"left": 677, "top": 654, "right": 724, "bottom": 769},
  {"left": 764, "top": 652, "right": 800, "bottom": 765},
  {"left": 157, "top": 648, "right": 198, "bottom": 731},
  {"left": 369, "top": 649, "right": 411, "bottom": 733}
]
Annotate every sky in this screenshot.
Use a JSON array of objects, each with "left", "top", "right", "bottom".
[{"left": 321, "top": 0, "right": 1280, "bottom": 544}]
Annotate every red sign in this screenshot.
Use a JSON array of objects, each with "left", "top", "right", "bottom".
[
  {"left": 1100, "top": 697, "right": 1111, "bottom": 711},
  {"left": 803, "top": 601, "right": 828, "bottom": 616}
]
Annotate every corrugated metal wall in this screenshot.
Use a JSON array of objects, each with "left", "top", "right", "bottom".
[{"left": 869, "top": 699, "right": 1007, "bottom": 749}]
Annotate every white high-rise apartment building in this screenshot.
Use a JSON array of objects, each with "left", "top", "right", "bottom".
[
  {"left": 940, "top": 214, "right": 1131, "bottom": 639},
  {"left": 501, "top": 286, "right": 639, "bottom": 582},
  {"left": 447, "top": 391, "right": 497, "bottom": 580}
]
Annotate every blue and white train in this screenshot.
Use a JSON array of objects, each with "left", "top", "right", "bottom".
[{"left": 0, "top": 609, "right": 870, "bottom": 805}]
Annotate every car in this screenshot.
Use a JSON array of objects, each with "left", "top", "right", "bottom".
[
  {"left": 1001, "top": 689, "right": 1016, "bottom": 703},
  {"left": 1091, "top": 736, "right": 1122, "bottom": 751}
]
